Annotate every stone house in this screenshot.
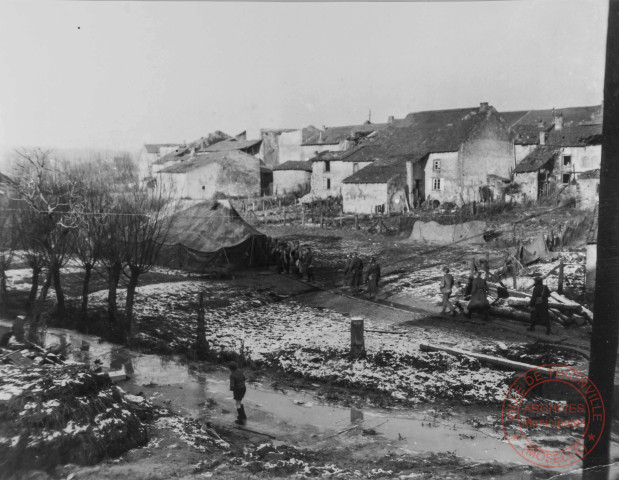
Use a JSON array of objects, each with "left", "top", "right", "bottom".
[
  {"left": 513, "top": 123, "right": 602, "bottom": 208},
  {"left": 157, "top": 151, "right": 261, "bottom": 200},
  {"left": 259, "top": 128, "right": 296, "bottom": 167},
  {"left": 357, "top": 103, "right": 515, "bottom": 207},
  {"left": 138, "top": 143, "right": 182, "bottom": 179},
  {"left": 341, "top": 156, "right": 408, "bottom": 214},
  {"left": 276, "top": 120, "right": 394, "bottom": 164},
  {"left": 310, "top": 145, "right": 383, "bottom": 199},
  {"left": 272, "top": 161, "right": 312, "bottom": 195}
]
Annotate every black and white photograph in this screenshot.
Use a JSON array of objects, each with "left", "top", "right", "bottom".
[{"left": 1, "top": 0, "right": 618, "bottom": 478}]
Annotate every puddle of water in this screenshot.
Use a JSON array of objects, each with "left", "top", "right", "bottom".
[{"left": 2, "top": 320, "right": 616, "bottom": 469}]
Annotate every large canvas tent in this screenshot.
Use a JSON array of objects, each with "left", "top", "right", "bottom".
[{"left": 159, "top": 200, "right": 268, "bottom": 271}]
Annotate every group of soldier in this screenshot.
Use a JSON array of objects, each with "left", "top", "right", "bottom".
[
  {"left": 440, "top": 263, "right": 552, "bottom": 335},
  {"left": 343, "top": 253, "right": 381, "bottom": 300},
  {"left": 267, "top": 239, "right": 315, "bottom": 282}
]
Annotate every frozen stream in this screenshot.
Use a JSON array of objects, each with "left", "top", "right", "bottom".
[{"left": 0, "top": 320, "right": 568, "bottom": 467}]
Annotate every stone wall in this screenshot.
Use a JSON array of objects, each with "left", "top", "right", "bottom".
[
  {"left": 312, "top": 161, "right": 373, "bottom": 198},
  {"left": 273, "top": 170, "right": 311, "bottom": 195},
  {"left": 342, "top": 182, "right": 388, "bottom": 214}
]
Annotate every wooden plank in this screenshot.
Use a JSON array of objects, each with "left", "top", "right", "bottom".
[
  {"left": 420, "top": 343, "right": 553, "bottom": 376},
  {"left": 550, "top": 292, "right": 580, "bottom": 307}
]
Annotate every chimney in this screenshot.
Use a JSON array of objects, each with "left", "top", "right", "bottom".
[
  {"left": 479, "top": 102, "right": 489, "bottom": 113},
  {"left": 539, "top": 131, "right": 546, "bottom": 145},
  {"left": 554, "top": 112, "right": 564, "bottom": 131},
  {"left": 388, "top": 116, "right": 395, "bottom": 124},
  {"left": 318, "top": 131, "right": 323, "bottom": 143}
]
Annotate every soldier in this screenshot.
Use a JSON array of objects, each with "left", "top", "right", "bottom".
[
  {"left": 466, "top": 270, "right": 491, "bottom": 320},
  {"left": 304, "top": 247, "right": 315, "bottom": 282},
  {"left": 527, "top": 275, "right": 551, "bottom": 335},
  {"left": 439, "top": 267, "right": 456, "bottom": 315},
  {"left": 365, "top": 258, "right": 381, "bottom": 300},
  {"left": 350, "top": 253, "right": 364, "bottom": 294}
]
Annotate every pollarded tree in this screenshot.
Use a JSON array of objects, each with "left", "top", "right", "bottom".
[
  {"left": 67, "top": 164, "right": 113, "bottom": 321},
  {"left": 13, "top": 149, "right": 81, "bottom": 325},
  {"left": 116, "top": 183, "right": 174, "bottom": 341}
]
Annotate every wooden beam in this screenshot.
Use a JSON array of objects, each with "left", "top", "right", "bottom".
[{"left": 420, "top": 343, "right": 553, "bottom": 376}]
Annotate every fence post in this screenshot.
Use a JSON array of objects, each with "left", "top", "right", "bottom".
[
  {"left": 302, "top": 207, "right": 306, "bottom": 226},
  {"left": 320, "top": 210, "right": 324, "bottom": 228},
  {"left": 350, "top": 319, "right": 365, "bottom": 358},
  {"left": 558, "top": 258, "right": 564, "bottom": 295},
  {"left": 355, "top": 214, "right": 359, "bottom": 230}
]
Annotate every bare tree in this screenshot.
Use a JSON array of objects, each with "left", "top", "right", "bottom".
[
  {"left": 0, "top": 180, "right": 18, "bottom": 305},
  {"left": 116, "top": 183, "right": 174, "bottom": 340},
  {"left": 12, "top": 149, "right": 81, "bottom": 331},
  {"left": 68, "top": 164, "right": 112, "bottom": 321}
]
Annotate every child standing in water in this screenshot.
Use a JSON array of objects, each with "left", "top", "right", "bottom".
[{"left": 228, "top": 361, "right": 247, "bottom": 425}]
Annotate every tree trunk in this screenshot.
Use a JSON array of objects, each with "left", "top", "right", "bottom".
[
  {"left": 107, "top": 262, "right": 122, "bottom": 325},
  {"left": 52, "top": 260, "right": 65, "bottom": 317},
  {"left": 81, "top": 263, "right": 93, "bottom": 320},
  {"left": 28, "top": 268, "right": 52, "bottom": 344},
  {"left": 583, "top": 1, "right": 619, "bottom": 477},
  {"left": 124, "top": 265, "right": 141, "bottom": 341},
  {"left": 28, "top": 265, "right": 41, "bottom": 308}
]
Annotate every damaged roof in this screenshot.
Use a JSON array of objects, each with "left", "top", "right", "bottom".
[
  {"left": 301, "top": 122, "right": 391, "bottom": 146},
  {"left": 158, "top": 151, "right": 257, "bottom": 174},
  {"left": 272, "top": 161, "right": 312, "bottom": 172},
  {"left": 203, "top": 138, "right": 262, "bottom": 153},
  {"left": 144, "top": 143, "right": 182, "bottom": 154},
  {"left": 514, "top": 146, "right": 559, "bottom": 173},
  {"left": 309, "top": 150, "right": 349, "bottom": 162},
  {"left": 546, "top": 124, "right": 603, "bottom": 147}
]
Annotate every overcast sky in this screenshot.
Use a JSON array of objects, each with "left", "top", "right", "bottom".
[{"left": 0, "top": 0, "right": 608, "bottom": 153}]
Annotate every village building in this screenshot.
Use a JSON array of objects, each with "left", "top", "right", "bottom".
[
  {"left": 138, "top": 143, "right": 183, "bottom": 179},
  {"left": 157, "top": 150, "right": 261, "bottom": 200},
  {"left": 513, "top": 120, "right": 602, "bottom": 208},
  {"left": 271, "top": 161, "right": 312, "bottom": 196},
  {"left": 341, "top": 103, "right": 516, "bottom": 212},
  {"left": 341, "top": 156, "right": 408, "bottom": 214},
  {"left": 311, "top": 145, "right": 383, "bottom": 201},
  {"left": 259, "top": 128, "right": 296, "bottom": 167}
]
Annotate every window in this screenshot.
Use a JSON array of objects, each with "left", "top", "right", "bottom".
[
  {"left": 201, "top": 186, "right": 205, "bottom": 190},
  {"left": 433, "top": 159, "right": 441, "bottom": 171},
  {"left": 432, "top": 178, "right": 442, "bottom": 191},
  {"left": 327, "top": 179, "right": 331, "bottom": 189},
  {"left": 562, "top": 173, "right": 571, "bottom": 184},
  {"left": 353, "top": 163, "right": 359, "bottom": 173},
  {"left": 324, "top": 161, "right": 331, "bottom": 172},
  {"left": 563, "top": 155, "right": 572, "bottom": 167}
]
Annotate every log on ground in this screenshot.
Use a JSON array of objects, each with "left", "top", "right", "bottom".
[{"left": 419, "top": 343, "right": 553, "bottom": 375}]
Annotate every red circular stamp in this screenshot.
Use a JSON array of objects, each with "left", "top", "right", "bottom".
[{"left": 501, "top": 364, "right": 605, "bottom": 468}]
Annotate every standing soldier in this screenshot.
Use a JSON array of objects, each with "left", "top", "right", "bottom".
[
  {"left": 304, "top": 247, "right": 315, "bottom": 282},
  {"left": 365, "top": 257, "right": 381, "bottom": 300},
  {"left": 439, "top": 267, "right": 456, "bottom": 315},
  {"left": 527, "top": 275, "right": 551, "bottom": 335},
  {"left": 466, "top": 270, "right": 490, "bottom": 320},
  {"left": 350, "top": 253, "right": 364, "bottom": 294},
  {"left": 343, "top": 253, "right": 353, "bottom": 288}
]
